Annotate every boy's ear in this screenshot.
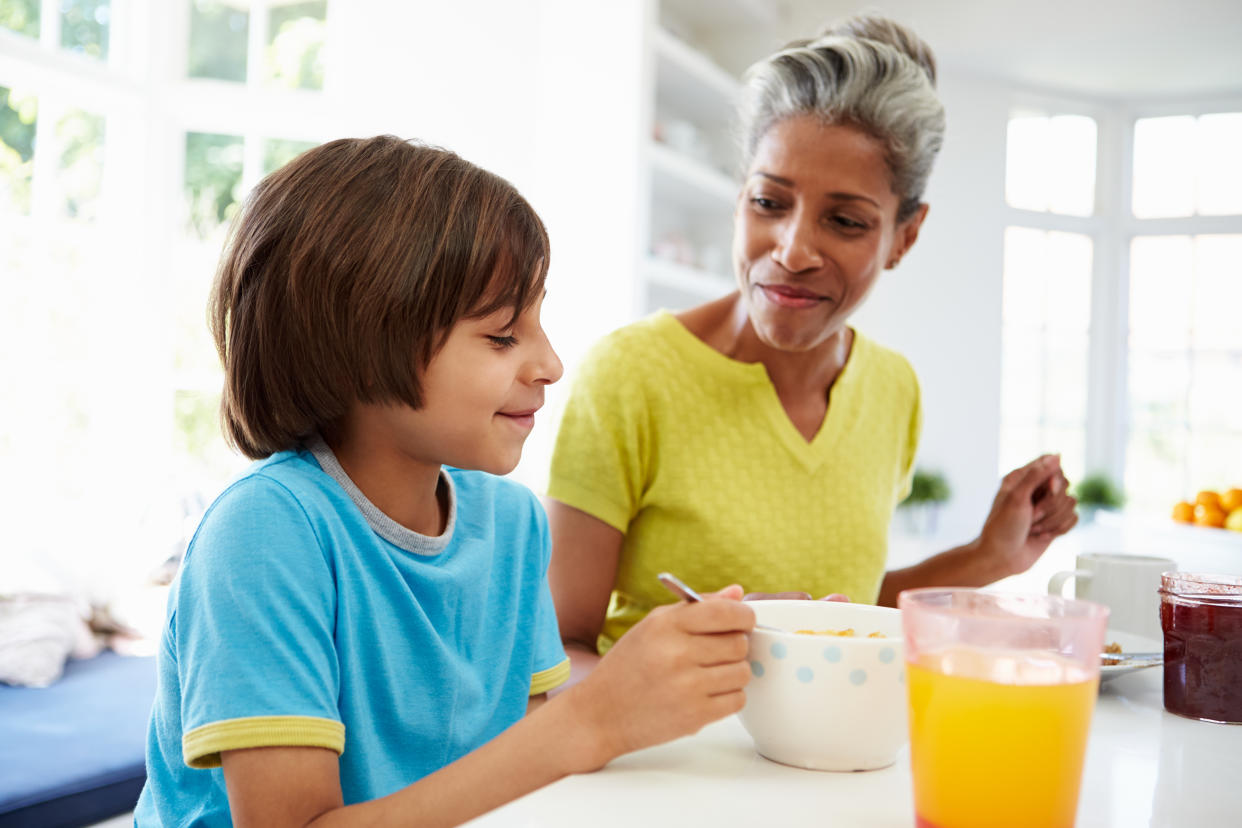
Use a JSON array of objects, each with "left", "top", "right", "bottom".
[{"left": 886, "top": 204, "right": 929, "bottom": 269}]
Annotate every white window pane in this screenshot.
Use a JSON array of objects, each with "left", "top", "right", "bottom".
[
  {"left": 1043, "top": 426, "right": 1085, "bottom": 484},
  {"left": 266, "top": 1, "right": 327, "bottom": 90},
  {"left": 1045, "top": 333, "right": 1089, "bottom": 425},
  {"left": 1188, "top": 430, "right": 1242, "bottom": 494},
  {"left": 56, "top": 108, "right": 106, "bottom": 221},
  {"left": 999, "top": 425, "right": 1041, "bottom": 477},
  {"left": 1046, "top": 115, "right": 1096, "bottom": 217},
  {"left": 1129, "top": 236, "right": 1192, "bottom": 350},
  {"left": 1192, "top": 235, "right": 1242, "bottom": 350},
  {"left": 1, "top": 0, "right": 40, "bottom": 37},
  {"left": 263, "top": 138, "right": 318, "bottom": 175},
  {"left": 1125, "top": 425, "right": 1189, "bottom": 515},
  {"left": 184, "top": 131, "right": 244, "bottom": 240},
  {"left": 1002, "top": 227, "right": 1046, "bottom": 325},
  {"left": 1006, "top": 116, "right": 1048, "bottom": 211},
  {"left": 1196, "top": 113, "right": 1242, "bottom": 216},
  {"left": 1188, "top": 354, "right": 1242, "bottom": 430},
  {"left": 1044, "top": 231, "right": 1093, "bottom": 333},
  {"left": 61, "top": 0, "right": 110, "bottom": 60},
  {"left": 1001, "top": 331, "right": 1043, "bottom": 424},
  {"left": 1129, "top": 351, "right": 1190, "bottom": 426},
  {"left": 189, "top": 0, "right": 249, "bottom": 82},
  {"left": 1132, "top": 116, "right": 1195, "bottom": 218},
  {"left": 1, "top": 86, "right": 37, "bottom": 216}
]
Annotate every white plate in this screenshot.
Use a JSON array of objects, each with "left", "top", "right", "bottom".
[{"left": 1100, "top": 629, "right": 1163, "bottom": 683}]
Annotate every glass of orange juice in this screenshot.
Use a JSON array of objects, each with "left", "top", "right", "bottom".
[{"left": 898, "top": 589, "right": 1109, "bottom": 828}]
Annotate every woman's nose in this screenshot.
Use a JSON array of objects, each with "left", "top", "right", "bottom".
[{"left": 771, "top": 212, "right": 823, "bottom": 272}]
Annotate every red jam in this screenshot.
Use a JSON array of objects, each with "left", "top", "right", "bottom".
[{"left": 1159, "top": 572, "right": 1242, "bottom": 724}]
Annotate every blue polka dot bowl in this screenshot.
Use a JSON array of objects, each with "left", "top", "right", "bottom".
[{"left": 738, "top": 600, "right": 906, "bottom": 772}]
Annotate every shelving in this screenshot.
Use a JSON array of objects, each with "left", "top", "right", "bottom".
[{"left": 641, "top": 4, "right": 756, "bottom": 314}]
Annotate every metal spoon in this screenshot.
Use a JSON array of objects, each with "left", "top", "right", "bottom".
[{"left": 656, "top": 572, "right": 784, "bottom": 632}]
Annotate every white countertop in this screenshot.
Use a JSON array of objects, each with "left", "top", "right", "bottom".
[{"left": 469, "top": 666, "right": 1240, "bottom": 827}]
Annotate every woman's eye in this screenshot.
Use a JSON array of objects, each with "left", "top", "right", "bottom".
[
  {"left": 832, "top": 215, "right": 867, "bottom": 231},
  {"left": 487, "top": 335, "right": 518, "bottom": 349},
  {"left": 750, "top": 196, "right": 782, "bottom": 211}
]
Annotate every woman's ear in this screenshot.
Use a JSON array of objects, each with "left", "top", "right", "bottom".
[{"left": 886, "top": 203, "right": 930, "bottom": 269}]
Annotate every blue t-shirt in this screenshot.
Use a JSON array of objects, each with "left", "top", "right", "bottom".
[{"left": 134, "top": 439, "right": 569, "bottom": 826}]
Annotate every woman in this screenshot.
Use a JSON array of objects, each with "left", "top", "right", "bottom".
[{"left": 546, "top": 16, "right": 1077, "bottom": 677}]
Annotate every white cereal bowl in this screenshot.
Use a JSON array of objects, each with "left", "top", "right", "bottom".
[{"left": 738, "top": 600, "right": 907, "bottom": 772}]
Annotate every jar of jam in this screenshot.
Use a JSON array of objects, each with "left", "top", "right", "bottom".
[{"left": 1159, "top": 572, "right": 1242, "bottom": 724}]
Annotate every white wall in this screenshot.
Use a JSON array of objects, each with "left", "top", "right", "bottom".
[{"left": 853, "top": 68, "right": 1013, "bottom": 542}]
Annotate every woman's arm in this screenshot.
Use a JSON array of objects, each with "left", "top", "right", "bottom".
[
  {"left": 877, "top": 454, "right": 1077, "bottom": 607},
  {"left": 545, "top": 498, "right": 625, "bottom": 687},
  {"left": 222, "top": 597, "right": 755, "bottom": 828}
]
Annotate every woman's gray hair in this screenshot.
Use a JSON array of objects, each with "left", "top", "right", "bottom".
[{"left": 737, "top": 15, "right": 946, "bottom": 222}]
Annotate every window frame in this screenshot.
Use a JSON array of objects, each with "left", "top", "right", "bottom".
[{"left": 1000, "top": 89, "right": 1242, "bottom": 507}]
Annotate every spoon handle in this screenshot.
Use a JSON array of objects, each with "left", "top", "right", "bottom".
[{"left": 656, "top": 572, "right": 782, "bottom": 632}]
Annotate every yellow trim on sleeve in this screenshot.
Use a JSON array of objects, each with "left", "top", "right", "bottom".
[
  {"left": 530, "top": 658, "right": 571, "bottom": 696},
  {"left": 183, "top": 715, "right": 345, "bottom": 769}
]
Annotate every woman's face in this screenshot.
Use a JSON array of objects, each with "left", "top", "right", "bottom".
[{"left": 733, "top": 115, "right": 926, "bottom": 353}]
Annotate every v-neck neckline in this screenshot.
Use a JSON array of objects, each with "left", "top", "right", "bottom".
[{"left": 659, "top": 311, "right": 863, "bottom": 474}]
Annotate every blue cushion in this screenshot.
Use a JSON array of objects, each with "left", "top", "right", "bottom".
[{"left": 0, "top": 651, "right": 156, "bottom": 828}]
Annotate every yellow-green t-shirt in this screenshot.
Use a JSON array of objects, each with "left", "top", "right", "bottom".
[{"left": 547, "top": 311, "right": 921, "bottom": 653}]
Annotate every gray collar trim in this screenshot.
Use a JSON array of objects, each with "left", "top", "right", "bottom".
[{"left": 306, "top": 434, "right": 455, "bottom": 556}]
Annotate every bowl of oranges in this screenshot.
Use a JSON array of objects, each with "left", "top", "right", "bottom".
[{"left": 1172, "top": 488, "right": 1242, "bottom": 533}]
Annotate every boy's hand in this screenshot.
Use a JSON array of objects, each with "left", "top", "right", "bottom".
[{"left": 557, "top": 585, "right": 754, "bottom": 772}]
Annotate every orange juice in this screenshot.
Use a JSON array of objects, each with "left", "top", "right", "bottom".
[{"left": 907, "top": 648, "right": 1098, "bottom": 828}]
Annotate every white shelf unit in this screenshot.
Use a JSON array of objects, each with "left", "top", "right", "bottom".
[{"left": 642, "top": 14, "right": 743, "bottom": 314}]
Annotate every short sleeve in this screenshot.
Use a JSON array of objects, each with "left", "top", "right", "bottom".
[
  {"left": 546, "top": 335, "right": 648, "bottom": 532},
  {"left": 527, "top": 500, "right": 570, "bottom": 695},
  {"left": 174, "top": 476, "right": 344, "bottom": 768},
  {"left": 895, "top": 370, "right": 923, "bottom": 504}
]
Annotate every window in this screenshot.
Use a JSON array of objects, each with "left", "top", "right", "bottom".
[
  {"left": 1000, "top": 105, "right": 1242, "bottom": 516},
  {"left": 999, "top": 110, "right": 1098, "bottom": 483},
  {"left": 1, "top": 1, "right": 328, "bottom": 596},
  {"left": 1126, "top": 112, "right": 1242, "bottom": 512}
]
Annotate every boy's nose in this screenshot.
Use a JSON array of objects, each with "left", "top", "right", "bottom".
[{"left": 532, "top": 331, "right": 563, "bottom": 386}]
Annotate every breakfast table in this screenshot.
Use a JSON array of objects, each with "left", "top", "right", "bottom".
[{"left": 467, "top": 665, "right": 1240, "bottom": 826}]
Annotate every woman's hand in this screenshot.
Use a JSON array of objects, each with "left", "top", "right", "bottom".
[
  {"left": 975, "top": 454, "right": 1078, "bottom": 579},
  {"left": 555, "top": 585, "right": 755, "bottom": 772}
]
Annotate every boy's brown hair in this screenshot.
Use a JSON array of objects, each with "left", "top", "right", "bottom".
[{"left": 209, "top": 135, "right": 549, "bottom": 459}]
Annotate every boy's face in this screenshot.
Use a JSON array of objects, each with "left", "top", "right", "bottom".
[{"left": 383, "top": 291, "right": 563, "bottom": 476}]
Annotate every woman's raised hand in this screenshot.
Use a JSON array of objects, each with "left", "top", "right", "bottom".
[
  {"left": 554, "top": 585, "right": 754, "bottom": 772},
  {"left": 976, "top": 454, "right": 1078, "bottom": 578}
]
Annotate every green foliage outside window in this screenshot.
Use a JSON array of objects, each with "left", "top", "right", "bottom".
[
  {"left": 60, "top": 0, "right": 111, "bottom": 59},
  {"left": 0, "top": 0, "right": 39, "bottom": 38},
  {"left": 1, "top": 86, "right": 37, "bottom": 214},
  {"left": 184, "top": 131, "right": 243, "bottom": 239},
  {"left": 57, "top": 109, "right": 106, "bottom": 220},
  {"left": 188, "top": 0, "right": 248, "bottom": 82},
  {"left": 267, "top": 1, "right": 326, "bottom": 90}
]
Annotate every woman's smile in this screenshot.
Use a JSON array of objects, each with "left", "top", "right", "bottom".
[{"left": 757, "top": 283, "right": 833, "bottom": 309}]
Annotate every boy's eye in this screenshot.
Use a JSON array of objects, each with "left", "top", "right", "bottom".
[{"left": 487, "top": 335, "right": 518, "bottom": 349}]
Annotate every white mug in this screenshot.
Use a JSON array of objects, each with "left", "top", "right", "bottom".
[{"left": 1048, "top": 553, "right": 1177, "bottom": 640}]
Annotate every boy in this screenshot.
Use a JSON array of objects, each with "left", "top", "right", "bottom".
[{"left": 134, "top": 136, "right": 754, "bottom": 827}]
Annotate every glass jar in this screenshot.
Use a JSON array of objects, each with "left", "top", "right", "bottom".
[{"left": 1159, "top": 572, "right": 1242, "bottom": 724}]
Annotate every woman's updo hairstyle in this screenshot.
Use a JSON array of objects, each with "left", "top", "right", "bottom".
[{"left": 737, "top": 14, "right": 946, "bottom": 223}]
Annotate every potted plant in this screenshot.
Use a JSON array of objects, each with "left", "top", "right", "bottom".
[
  {"left": 1072, "top": 472, "right": 1125, "bottom": 523},
  {"left": 898, "top": 468, "right": 951, "bottom": 535}
]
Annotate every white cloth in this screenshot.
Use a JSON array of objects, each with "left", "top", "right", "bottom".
[{"left": 0, "top": 595, "right": 102, "bottom": 687}]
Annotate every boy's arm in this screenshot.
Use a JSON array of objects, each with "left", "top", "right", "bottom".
[{"left": 222, "top": 595, "right": 754, "bottom": 828}]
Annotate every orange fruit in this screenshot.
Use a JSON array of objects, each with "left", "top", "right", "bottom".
[
  {"left": 1172, "top": 501, "right": 1196, "bottom": 523},
  {"left": 1195, "top": 490, "right": 1222, "bottom": 511},
  {"left": 1193, "top": 503, "right": 1226, "bottom": 528},
  {"left": 1220, "top": 488, "right": 1242, "bottom": 513}
]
